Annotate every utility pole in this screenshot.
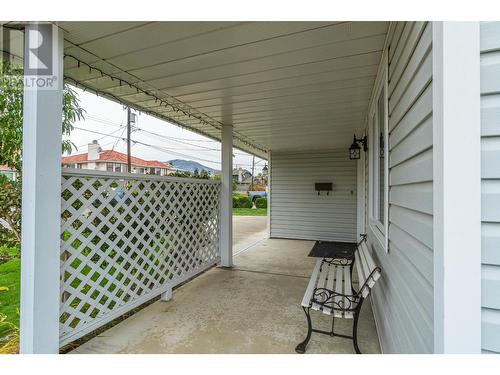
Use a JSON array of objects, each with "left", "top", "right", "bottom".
[
  {"left": 250, "top": 155, "right": 255, "bottom": 190},
  {"left": 126, "top": 107, "right": 132, "bottom": 173}
]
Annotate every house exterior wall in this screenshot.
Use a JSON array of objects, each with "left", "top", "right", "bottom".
[
  {"left": 367, "top": 21, "right": 434, "bottom": 353},
  {"left": 480, "top": 21, "right": 500, "bottom": 354},
  {"left": 269, "top": 149, "right": 357, "bottom": 242}
]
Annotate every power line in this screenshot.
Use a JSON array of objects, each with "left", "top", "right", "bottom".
[
  {"left": 72, "top": 126, "right": 222, "bottom": 165},
  {"left": 138, "top": 127, "right": 249, "bottom": 156},
  {"left": 82, "top": 113, "right": 253, "bottom": 156},
  {"left": 75, "top": 126, "right": 126, "bottom": 148},
  {"left": 137, "top": 128, "right": 221, "bottom": 151},
  {"left": 112, "top": 125, "right": 127, "bottom": 151},
  {"left": 72, "top": 126, "right": 265, "bottom": 167},
  {"left": 85, "top": 114, "right": 218, "bottom": 143},
  {"left": 85, "top": 114, "right": 124, "bottom": 128}
]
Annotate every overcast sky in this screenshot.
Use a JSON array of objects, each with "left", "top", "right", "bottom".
[{"left": 64, "top": 87, "right": 266, "bottom": 173}]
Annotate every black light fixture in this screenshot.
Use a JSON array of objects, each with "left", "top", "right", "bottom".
[
  {"left": 349, "top": 134, "right": 368, "bottom": 160},
  {"left": 262, "top": 163, "right": 268, "bottom": 175}
]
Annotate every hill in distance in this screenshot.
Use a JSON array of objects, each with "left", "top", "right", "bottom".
[{"left": 168, "top": 159, "right": 218, "bottom": 174}]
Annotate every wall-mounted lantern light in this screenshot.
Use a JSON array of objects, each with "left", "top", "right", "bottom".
[{"left": 349, "top": 134, "right": 368, "bottom": 160}]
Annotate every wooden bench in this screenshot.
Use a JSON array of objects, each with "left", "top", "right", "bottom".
[{"left": 295, "top": 236, "right": 381, "bottom": 354}]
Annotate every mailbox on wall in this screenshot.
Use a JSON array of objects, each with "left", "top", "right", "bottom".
[{"left": 315, "top": 182, "right": 333, "bottom": 195}]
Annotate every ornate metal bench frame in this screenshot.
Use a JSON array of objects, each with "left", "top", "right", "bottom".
[{"left": 295, "top": 236, "right": 381, "bottom": 354}]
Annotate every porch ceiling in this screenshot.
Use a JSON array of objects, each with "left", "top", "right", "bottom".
[{"left": 62, "top": 22, "right": 387, "bottom": 157}]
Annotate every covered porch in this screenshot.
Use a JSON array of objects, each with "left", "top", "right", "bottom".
[
  {"left": 70, "top": 232, "right": 380, "bottom": 354},
  {"left": 6, "top": 20, "right": 485, "bottom": 354}
]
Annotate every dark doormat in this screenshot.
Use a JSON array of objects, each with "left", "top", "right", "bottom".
[{"left": 308, "top": 241, "right": 356, "bottom": 260}]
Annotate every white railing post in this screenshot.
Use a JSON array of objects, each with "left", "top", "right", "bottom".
[
  {"left": 19, "top": 23, "right": 64, "bottom": 353},
  {"left": 432, "top": 21, "right": 482, "bottom": 353},
  {"left": 220, "top": 125, "right": 233, "bottom": 267}
]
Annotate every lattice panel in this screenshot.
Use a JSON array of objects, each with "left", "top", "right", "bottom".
[{"left": 59, "top": 170, "right": 221, "bottom": 345}]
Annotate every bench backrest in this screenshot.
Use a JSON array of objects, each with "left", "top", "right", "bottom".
[{"left": 355, "top": 238, "right": 381, "bottom": 298}]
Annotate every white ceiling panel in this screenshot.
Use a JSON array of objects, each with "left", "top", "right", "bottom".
[{"left": 58, "top": 21, "right": 389, "bottom": 158}]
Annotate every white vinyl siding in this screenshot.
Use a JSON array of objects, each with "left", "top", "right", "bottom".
[
  {"left": 480, "top": 21, "right": 500, "bottom": 354},
  {"left": 367, "top": 21, "right": 434, "bottom": 353},
  {"left": 270, "top": 149, "right": 357, "bottom": 242}
]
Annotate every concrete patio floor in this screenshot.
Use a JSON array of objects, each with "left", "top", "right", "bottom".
[{"left": 71, "top": 217, "right": 380, "bottom": 354}]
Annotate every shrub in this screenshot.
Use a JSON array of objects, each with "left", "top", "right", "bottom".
[
  {"left": 232, "top": 195, "right": 241, "bottom": 208},
  {"left": 255, "top": 197, "right": 267, "bottom": 209},
  {"left": 239, "top": 197, "right": 253, "bottom": 208},
  {"left": 233, "top": 195, "right": 252, "bottom": 208},
  {"left": 0, "top": 176, "right": 21, "bottom": 248}
]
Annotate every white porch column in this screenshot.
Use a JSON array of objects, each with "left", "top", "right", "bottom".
[
  {"left": 266, "top": 151, "right": 272, "bottom": 239},
  {"left": 220, "top": 124, "right": 233, "bottom": 267},
  {"left": 20, "top": 24, "right": 64, "bottom": 353},
  {"left": 356, "top": 149, "right": 366, "bottom": 238},
  {"left": 432, "top": 22, "right": 481, "bottom": 353}
]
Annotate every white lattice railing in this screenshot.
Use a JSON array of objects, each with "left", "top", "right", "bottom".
[{"left": 59, "top": 169, "right": 221, "bottom": 346}]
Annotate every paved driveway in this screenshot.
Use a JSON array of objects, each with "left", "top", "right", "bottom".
[{"left": 232, "top": 215, "right": 268, "bottom": 255}]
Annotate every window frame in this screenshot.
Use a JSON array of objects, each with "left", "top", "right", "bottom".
[{"left": 368, "top": 54, "right": 389, "bottom": 252}]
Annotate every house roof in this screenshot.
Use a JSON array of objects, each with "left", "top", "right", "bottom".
[
  {"left": 0, "top": 164, "right": 15, "bottom": 171},
  {"left": 62, "top": 150, "right": 170, "bottom": 168}
]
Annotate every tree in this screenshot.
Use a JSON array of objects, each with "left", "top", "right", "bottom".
[
  {"left": 199, "top": 170, "right": 210, "bottom": 180},
  {"left": 171, "top": 170, "right": 191, "bottom": 178},
  {"left": 0, "top": 175, "right": 21, "bottom": 247},
  {"left": 0, "top": 58, "right": 85, "bottom": 248}
]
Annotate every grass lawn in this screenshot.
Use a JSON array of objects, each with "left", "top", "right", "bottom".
[
  {"left": 0, "top": 258, "right": 20, "bottom": 352},
  {"left": 0, "top": 205, "right": 265, "bottom": 352},
  {"left": 233, "top": 208, "right": 267, "bottom": 216}
]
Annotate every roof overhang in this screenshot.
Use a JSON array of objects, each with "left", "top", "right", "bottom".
[{"left": 2, "top": 22, "right": 390, "bottom": 159}]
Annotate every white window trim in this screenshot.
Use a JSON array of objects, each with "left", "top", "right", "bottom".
[{"left": 368, "top": 53, "right": 389, "bottom": 252}]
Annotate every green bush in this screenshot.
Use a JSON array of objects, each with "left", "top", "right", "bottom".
[
  {"left": 239, "top": 197, "right": 253, "bottom": 208},
  {"left": 232, "top": 195, "right": 241, "bottom": 208},
  {"left": 232, "top": 195, "right": 253, "bottom": 208},
  {"left": 255, "top": 197, "right": 267, "bottom": 209}
]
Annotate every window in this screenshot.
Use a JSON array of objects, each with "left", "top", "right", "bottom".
[
  {"left": 377, "top": 91, "right": 385, "bottom": 225},
  {"left": 0, "top": 171, "right": 15, "bottom": 181},
  {"left": 106, "top": 163, "right": 124, "bottom": 172},
  {"left": 368, "top": 64, "right": 388, "bottom": 249}
]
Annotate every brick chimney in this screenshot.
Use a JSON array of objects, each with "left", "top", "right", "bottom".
[{"left": 88, "top": 140, "right": 101, "bottom": 161}]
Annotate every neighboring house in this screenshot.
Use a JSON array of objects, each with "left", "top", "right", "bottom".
[
  {"left": 232, "top": 167, "right": 252, "bottom": 183},
  {"left": 0, "top": 164, "right": 17, "bottom": 181},
  {"left": 241, "top": 175, "right": 267, "bottom": 186},
  {"left": 62, "top": 140, "right": 172, "bottom": 176}
]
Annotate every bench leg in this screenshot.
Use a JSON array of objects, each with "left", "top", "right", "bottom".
[
  {"left": 352, "top": 299, "right": 364, "bottom": 354},
  {"left": 295, "top": 307, "right": 312, "bottom": 354}
]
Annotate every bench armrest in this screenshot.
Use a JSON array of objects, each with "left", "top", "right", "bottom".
[
  {"left": 356, "top": 266, "right": 381, "bottom": 298},
  {"left": 312, "top": 287, "right": 360, "bottom": 312}
]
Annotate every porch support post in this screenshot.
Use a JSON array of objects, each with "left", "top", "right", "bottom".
[
  {"left": 19, "top": 24, "right": 64, "bottom": 353},
  {"left": 432, "top": 21, "right": 481, "bottom": 353},
  {"left": 356, "top": 148, "right": 366, "bottom": 238},
  {"left": 266, "top": 151, "right": 272, "bottom": 238},
  {"left": 220, "top": 124, "right": 233, "bottom": 267}
]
